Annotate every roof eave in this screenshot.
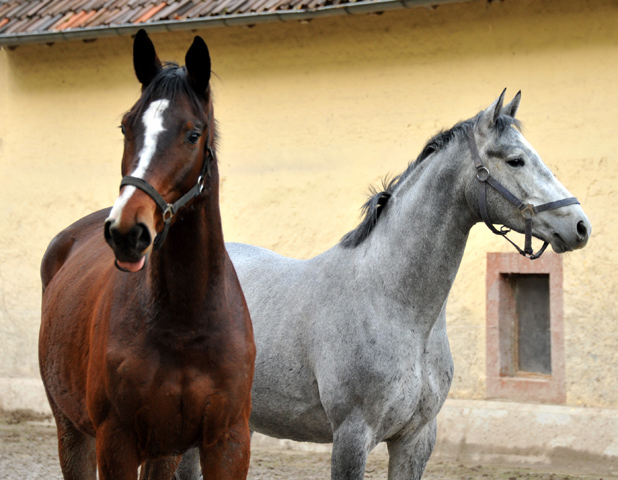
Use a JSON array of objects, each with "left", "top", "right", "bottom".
[{"left": 0, "top": 0, "right": 472, "bottom": 47}]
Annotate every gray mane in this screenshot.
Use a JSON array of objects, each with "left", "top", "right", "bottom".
[{"left": 340, "top": 112, "right": 521, "bottom": 248}]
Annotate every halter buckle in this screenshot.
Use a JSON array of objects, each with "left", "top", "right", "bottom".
[
  {"left": 521, "top": 204, "right": 535, "bottom": 220},
  {"left": 476, "top": 166, "right": 490, "bottom": 182},
  {"left": 162, "top": 204, "right": 174, "bottom": 222}
]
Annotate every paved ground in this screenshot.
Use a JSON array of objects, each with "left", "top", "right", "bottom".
[{"left": 0, "top": 412, "right": 613, "bottom": 480}]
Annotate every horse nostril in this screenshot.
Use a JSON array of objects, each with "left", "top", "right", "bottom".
[
  {"left": 135, "top": 223, "right": 152, "bottom": 251},
  {"left": 577, "top": 220, "right": 588, "bottom": 240},
  {"left": 104, "top": 220, "right": 151, "bottom": 254},
  {"left": 104, "top": 220, "right": 114, "bottom": 246}
]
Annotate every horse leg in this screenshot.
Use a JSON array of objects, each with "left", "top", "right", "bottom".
[
  {"left": 330, "top": 417, "right": 371, "bottom": 480},
  {"left": 96, "top": 418, "right": 140, "bottom": 480},
  {"left": 386, "top": 419, "right": 437, "bottom": 480},
  {"left": 199, "top": 415, "right": 251, "bottom": 480},
  {"left": 173, "top": 448, "right": 201, "bottom": 480},
  {"left": 52, "top": 406, "right": 97, "bottom": 480},
  {"left": 139, "top": 456, "right": 182, "bottom": 480}
]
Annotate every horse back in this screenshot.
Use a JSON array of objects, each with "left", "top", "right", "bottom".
[{"left": 41, "top": 208, "right": 111, "bottom": 292}]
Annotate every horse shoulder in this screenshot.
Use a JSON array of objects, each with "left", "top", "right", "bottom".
[{"left": 41, "top": 208, "right": 111, "bottom": 292}]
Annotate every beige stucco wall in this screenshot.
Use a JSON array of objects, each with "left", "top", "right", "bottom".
[{"left": 0, "top": 0, "right": 616, "bottom": 412}]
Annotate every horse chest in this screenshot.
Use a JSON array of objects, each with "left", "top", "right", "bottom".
[
  {"left": 384, "top": 341, "right": 453, "bottom": 440},
  {"left": 92, "top": 345, "right": 229, "bottom": 453},
  {"left": 346, "top": 325, "right": 452, "bottom": 442}
]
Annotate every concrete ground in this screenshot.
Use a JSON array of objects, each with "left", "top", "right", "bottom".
[{"left": 0, "top": 411, "right": 614, "bottom": 480}]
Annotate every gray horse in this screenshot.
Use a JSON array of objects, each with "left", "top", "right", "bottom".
[{"left": 175, "top": 91, "right": 590, "bottom": 480}]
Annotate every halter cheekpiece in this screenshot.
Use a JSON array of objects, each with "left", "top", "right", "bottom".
[
  {"left": 119, "top": 144, "right": 215, "bottom": 250},
  {"left": 466, "top": 126, "right": 579, "bottom": 260}
]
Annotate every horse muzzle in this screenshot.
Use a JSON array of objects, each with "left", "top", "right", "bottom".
[
  {"left": 104, "top": 218, "right": 153, "bottom": 272},
  {"left": 547, "top": 214, "right": 591, "bottom": 254}
]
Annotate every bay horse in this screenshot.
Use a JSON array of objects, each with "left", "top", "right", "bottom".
[
  {"left": 39, "top": 29, "right": 255, "bottom": 480},
  {"left": 178, "top": 90, "right": 591, "bottom": 479}
]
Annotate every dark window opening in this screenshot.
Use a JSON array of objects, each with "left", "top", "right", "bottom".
[{"left": 510, "top": 274, "right": 551, "bottom": 375}]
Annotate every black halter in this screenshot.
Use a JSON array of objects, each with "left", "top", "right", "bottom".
[
  {"left": 119, "top": 142, "right": 215, "bottom": 251},
  {"left": 466, "top": 126, "right": 579, "bottom": 260}
]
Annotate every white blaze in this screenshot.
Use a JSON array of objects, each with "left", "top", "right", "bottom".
[
  {"left": 514, "top": 130, "right": 572, "bottom": 202},
  {"left": 110, "top": 99, "right": 170, "bottom": 218}
]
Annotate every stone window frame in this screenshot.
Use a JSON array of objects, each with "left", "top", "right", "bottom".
[{"left": 486, "top": 252, "right": 566, "bottom": 404}]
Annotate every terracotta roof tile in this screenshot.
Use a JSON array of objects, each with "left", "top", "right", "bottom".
[
  {"left": 24, "top": 14, "right": 50, "bottom": 32},
  {"left": 227, "top": 0, "right": 252, "bottom": 14},
  {"left": 53, "top": 12, "right": 77, "bottom": 30},
  {"left": 73, "top": 9, "right": 98, "bottom": 26},
  {"left": 82, "top": 7, "right": 108, "bottom": 26},
  {"left": 0, "top": 2, "right": 14, "bottom": 16},
  {"left": 20, "top": 15, "right": 43, "bottom": 32},
  {"left": 37, "top": 1, "right": 61, "bottom": 16},
  {"left": 0, "top": 18, "right": 9, "bottom": 30},
  {"left": 102, "top": 6, "right": 128, "bottom": 24},
  {"left": 171, "top": 1, "right": 197, "bottom": 19},
  {"left": 134, "top": 2, "right": 165, "bottom": 22},
  {"left": 4, "top": 17, "right": 30, "bottom": 34},
  {"left": 196, "top": 1, "right": 222, "bottom": 16},
  {"left": 25, "top": 0, "right": 53, "bottom": 18},
  {"left": 117, "top": 6, "right": 141, "bottom": 23},
  {"left": 128, "top": 3, "right": 152, "bottom": 21},
  {"left": 183, "top": 1, "right": 209, "bottom": 18},
  {"left": 2, "top": 3, "right": 20, "bottom": 16},
  {"left": 48, "top": 0, "right": 77, "bottom": 17},
  {"left": 38, "top": 13, "right": 65, "bottom": 30},
  {"left": 63, "top": 10, "right": 89, "bottom": 29},
  {"left": 12, "top": 2, "right": 31, "bottom": 18},
  {"left": 210, "top": 0, "right": 235, "bottom": 16},
  {"left": 101, "top": 0, "right": 118, "bottom": 8},
  {"left": 247, "top": 0, "right": 270, "bottom": 13},
  {"left": 81, "top": 0, "right": 106, "bottom": 10},
  {"left": 151, "top": 0, "right": 189, "bottom": 21},
  {"left": 114, "top": 0, "right": 135, "bottom": 9},
  {"left": 68, "top": 0, "right": 91, "bottom": 12}
]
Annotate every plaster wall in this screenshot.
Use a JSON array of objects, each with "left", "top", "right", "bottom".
[{"left": 0, "top": 0, "right": 616, "bottom": 412}]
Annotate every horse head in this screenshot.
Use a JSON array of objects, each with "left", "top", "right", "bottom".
[
  {"left": 104, "top": 29, "right": 215, "bottom": 272},
  {"left": 465, "top": 90, "right": 591, "bottom": 256}
]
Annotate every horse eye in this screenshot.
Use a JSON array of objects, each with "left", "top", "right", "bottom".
[
  {"left": 119, "top": 125, "right": 126, "bottom": 136},
  {"left": 187, "top": 132, "right": 201, "bottom": 145},
  {"left": 507, "top": 158, "right": 525, "bottom": 167}
]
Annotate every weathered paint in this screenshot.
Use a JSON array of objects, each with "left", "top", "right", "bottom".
[{"left": 0, "top": 0, "right": 616, "bottom": 412}]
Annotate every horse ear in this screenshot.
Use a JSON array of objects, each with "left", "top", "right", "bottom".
[
  {"left": 502, "top": 90, "right": 521, "bottom": 118},
  {"left": 479, "top": 88, "right": 507, "bottom": 131},
  {"left": 133, "top": 29, "right": 162, "bottom": 88},
  {"left": 185, "top": 36, "right": 211, "bottom": 96}
]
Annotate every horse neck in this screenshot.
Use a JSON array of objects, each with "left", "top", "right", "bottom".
[
  {"left": 147, "top": 179, "right": 226, "bottom": 327},
  {"left": 359, "top": 142, "right": 477, "bottom": 329}
]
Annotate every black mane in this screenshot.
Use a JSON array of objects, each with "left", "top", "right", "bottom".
[{"left": 340, "top": 112, "right": 521, "bottom": 248}]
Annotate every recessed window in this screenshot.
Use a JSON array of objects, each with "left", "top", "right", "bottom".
[
  {"left": 511, "top": 273, "right": 551, "bottom": 375},
  {"left": 486, "top": 253, "right": 565, "bottom": 404}
]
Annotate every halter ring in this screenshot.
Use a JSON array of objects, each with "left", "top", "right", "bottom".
[
  {"left": 162, "top": 204, "right": 174, "bottom": 222},
  {"left": 476, "top": 166, "right": 490, "bottom": 182},
  {"left": 521, "top": 204, "right": 535, "bottom": 219}
]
